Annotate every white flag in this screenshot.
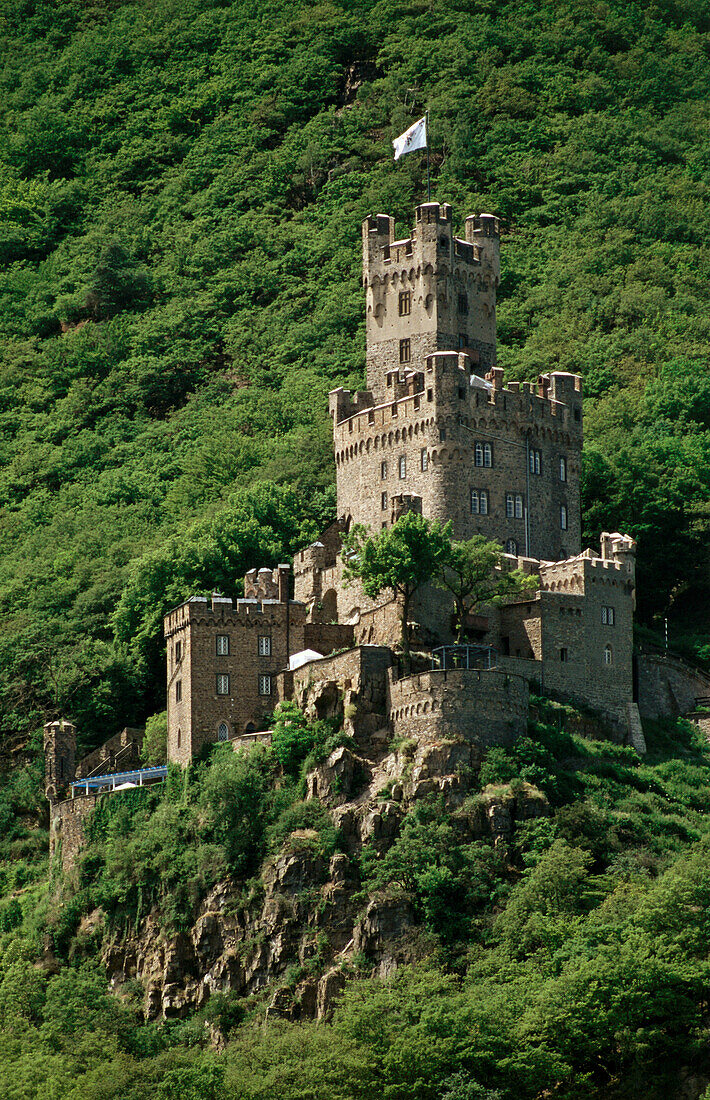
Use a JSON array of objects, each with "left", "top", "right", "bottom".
[{"left": 393, "top": 116, "right": 427, "bottom": 161}]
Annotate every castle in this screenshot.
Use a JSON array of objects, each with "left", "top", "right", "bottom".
[
  {"left": 46, "top": 200, "right": 710, "bottom": 871},
  {"left": 163, "top": 202, "right": 641, "bottom": 760}
]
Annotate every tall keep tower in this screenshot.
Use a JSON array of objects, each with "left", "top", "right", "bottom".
[
  {"left": 331, "top": 202, "right": 583, "bottom": 562},
  {"left": 363, "top": 202, "right": 500, "bottom": 404}
]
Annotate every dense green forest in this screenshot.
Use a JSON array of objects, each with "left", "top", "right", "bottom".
[
  {"left": 0, "top": 0, "right": 709, "bottom": 1096},
  {"left": 0, "top": 0, "right": 707, "bottom": 747}
]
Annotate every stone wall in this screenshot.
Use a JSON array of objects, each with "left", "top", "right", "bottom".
[
  {"left": 75, "top": 727, "right": 144, "bottom": 780},
  {"left": 387, "top": 666, "right": 529, "bottom": 757},
  {"left": 637, "top": 653, "right": 710, "bottom": 720},
  {"left": 286, "top": 646, "right": 392, "bottom": 742},
  {"left": 51, "top": 794, "right": 100, "bottom": 874}
]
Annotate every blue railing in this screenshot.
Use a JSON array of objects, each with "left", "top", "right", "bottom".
[{"left": 70, "top": 765, "right": 168, "bottom": 796}]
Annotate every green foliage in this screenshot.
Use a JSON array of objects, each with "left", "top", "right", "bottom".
[
  {"left": 437, "top": 536, "right": 538, "bottom": 644},
  {"left": 361, "top": 800, "right": 507, "bottom": 944},
  {"left": 343, "top": 513, "right": 452, "bottom": 669},
  {"left": 142, "top": 710, "right": 167, "bottom": 766}
]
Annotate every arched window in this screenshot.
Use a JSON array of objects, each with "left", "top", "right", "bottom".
[
  {"left": 474, "top": 441, "right": 484, "bottom": 467},
  {"left": 505, "top": 539, "right": 518, "bottom": 555},
  {"left": 218, "top": 722, "right": 229, "bottom": 742},
  {"left": 604, "top": 645, "right": 613, "bottom": 666},
  {"left": 483, "top": 443, "right": 492, "bottom": 468}
]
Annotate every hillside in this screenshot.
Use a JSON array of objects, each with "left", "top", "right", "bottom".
[
  {"left": 0, "top": 1, "right": 709, "bottom": 1096},
  {"left": 0, "top": 0, "right": 707, "bottom": 749}
]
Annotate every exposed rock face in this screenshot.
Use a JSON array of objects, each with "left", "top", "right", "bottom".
[{"left": 102, "top": 729, "right": 550, "bottom": 1026}]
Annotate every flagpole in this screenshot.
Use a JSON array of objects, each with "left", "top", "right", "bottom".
[{"left": 425, "top": 111, "right": 431, "bottom": 202}]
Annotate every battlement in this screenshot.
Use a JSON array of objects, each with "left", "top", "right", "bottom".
[
  {"left": 163, "top": 591, "right": 306, "bottom": 638},
  {"left": 244, "top": 563, "right": 290, "bottom": 602},
  {"left": 331, "top": 357, "right": 583, "bottom": 442}
]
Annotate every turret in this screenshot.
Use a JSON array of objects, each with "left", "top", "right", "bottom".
[
  {"left": 44, "top": 718, "right": 76, "bottom": 804},
  {"left": 362, "top": 202, "right": 500, "bottom": 402}
]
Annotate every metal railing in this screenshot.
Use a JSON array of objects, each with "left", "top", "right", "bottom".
[
  {"left": 431, "top": 645, "right": 498, "bottom": 671},
  {"left": 71, "top": 765, "right": 167, "bottom": 796}
]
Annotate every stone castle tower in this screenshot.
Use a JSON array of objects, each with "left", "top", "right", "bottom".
[{"left": 331, "top": 202, "right": 583, "bottom": 562}]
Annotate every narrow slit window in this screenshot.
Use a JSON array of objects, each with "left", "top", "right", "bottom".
[
  {"left": 420, "top": 449, "right": 428, "bottom": 472},
  {"left": 560, "top": 504, "right": 568, "bottom": 530}
]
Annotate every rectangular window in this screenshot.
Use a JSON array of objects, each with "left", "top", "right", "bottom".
[
  {"left": 381, "top": 491, "right": 388, "bottom": 510},
  {"left": 475, "top": 442, "right": 484, "bottom": 467},
  {"left": 399, "top": 455, "right": 406, "bottom": 479},
  {"left": 480, "top": 489, "right": 489, "bottom": 515},
  {"left": 174, "top": 640, "right": 182, "bottom": 664},
  {"left": 560, "top": 504, "right": 568, "bottom": 530},
  {"left": 420, "top": 449, "right": 428, "bottom": 471},
  {"left": 398, "top": 291, "right": 411, "bottom": 316},
  {"left": 458, "top": 293, "right": 468, "bottom": 315},
  {"left": 258, "top": 635, "right": 271, "bottom": 656},
  {"left": 368, "top": 410, "right": 375, "bottom": 424},
  {"left": 529, "top": 449, "right": 541, "bottom": 475},
  {"left": 216, "top": 674, "right": 230, "bottom": 695},
  {"left": 439, "top": 428, "right": 446, "bottom": 442},
  {"left": 427, "top": 389, "right": 433, "bottom": 402},
  {"left": 458, "top": 333, "right": 467, "bottom": 349},
  {"left": 216, "top": 634, "right": 229, "bottom": 656},
  {"left": 484, "top": 443, "right": 492, "bottom": 468},
  {"left": 560, "top": 648, "right": 569, "bottom": 663},
  {"left": 471, "top": 488, "right": 489, "bottom": 515},
  {"left": 506, "top": 493, "right": 515, "bottom": 519},
  {"left": 381, "top": 460, "right": 388, "bottom": 479},
  {"left": 259, "top": 674, "right": 272, "bottom": 697},
  {"left": 601, "top": 607, "right": 616, "bottom": 626},
  {"left": 399, "top": 338, "right": 411, "bottom": 364},
  {"left": 559, "top": 456, "right": 567, "bottom": 482},
  {"left": 175, "top": 679, "right": 182, "bottom": 703},
  {"left": 515, "top": 493, "right": 524, "bottom": 519}
]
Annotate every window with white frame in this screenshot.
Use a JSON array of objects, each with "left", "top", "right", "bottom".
[
  {"left": 529, "top": 448, "right": 541, "bottom": 475},
  {"left": 216, "top": 634, "right": 229, "bottom": 656},
  {"left": 506, "top": 493, "right": 515, "bottom": 519},
  {"left": 381, "top": 491, "right": 388, "bottom": 510},
  {"left": 559, "top": 456, "right": 567, "bottom": 482},
  {"left": 471, "top": 488, "right": 489, "bottom": 515},
  {"left": 399, "top": 455, "right": 406, "bottom": 478},
  {"left": 258, "top": 635, "right": 271, "bottom": 656},
  {"left": 258, "top": 674, "right": 272, "bottom": 696},
  {"left": 560, "top": 504, "right": 568, "bottom": 530},
  {"left": 604, "top": 645, "right": 613, "bottom": 666},
  {"left": 420, "top": 449, "right": 428, "bottom": 471},
  {"left": 475, "top": 441, "right": 484, "bottom": 467},
  {"left": 601, "top": 606, "right": 615, "bottom": 626},
  {"left": 515, "top": 493, "right": 524, "bottom": 518},
  {"left": 216, "top": 674, "right": 230, "bottom": 695},
  {"left": 217, "top": 722, "right": 229, "bottom": 742},
  {"left": 381, "top": 460, "right": 388, "bottom": 479}
]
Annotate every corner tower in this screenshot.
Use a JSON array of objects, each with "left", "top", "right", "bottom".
[{"left": 363, "top": 202, "right": 499, "bottom": 404}]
